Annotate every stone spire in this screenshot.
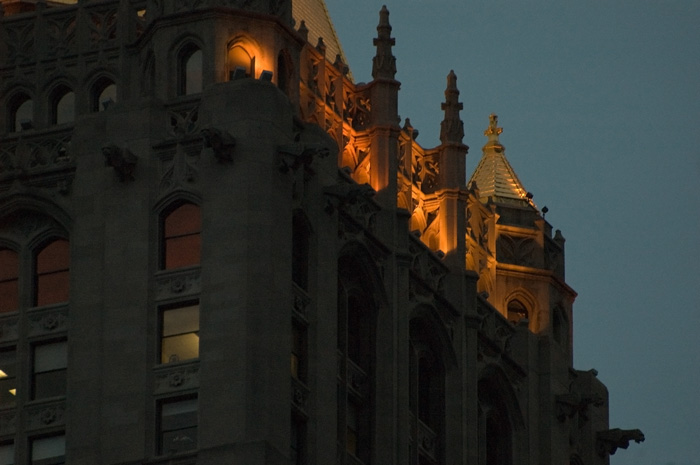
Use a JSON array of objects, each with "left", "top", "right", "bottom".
[
  {"left": 440, "top": 70, "right": 465, "bottom": 146},
  {"left": 372, "top": 5, "right": 397, "bottom": 80}
]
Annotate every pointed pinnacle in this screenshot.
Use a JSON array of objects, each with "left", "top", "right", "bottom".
[
  {"left": 440, "top": 70, "right": 465, "bottom": 144},
  {"left": 372, "top": 5, "right": 396, "bottom": 80}
]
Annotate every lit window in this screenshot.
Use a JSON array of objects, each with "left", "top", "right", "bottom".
[
  {"left": 0, "top": 442, "right": 14, "bottom": 465},
  {"left": 507, "top": 300, "right": 528, "bottom": 324},
  {"left": 51, "top": 87, "right": 75, "bottom": 125},
  {"left": 162, "top": 203, "right": 201, "bottom": 270},
  {"left": 35, "top": 239, "right": 70, "bottom": 307},
  {"left": 33, "top": 341, "right": 67, "bottom": 399},
  {"left": 9, "top": 94, "right": 33, "bottom": 132},
  {"left": 179, "top": 47, "right": 202, "bottom": 95},
  {"left": 31, "top": 434, "right": 65, "bottom": 465},
  {"left": 160, "top": 303, "right": 199, "bottom": 364},
  {"left": 0, "top": 348, "right": 17, "bottom": 407},
  {"left": 159, "top": 396, "right": 198, "bottom": 455},
  {"left": 227, "top": 45, "right": 253, "bottom": 79},
  {"left": 0, "top": 248, "right": 19, "bottom": 313}
]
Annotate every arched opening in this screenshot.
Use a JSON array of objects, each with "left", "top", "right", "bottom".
[
  {"left": 337, "top": 251, "right": 380, "bottom": 464},
  {"left": 92, "top": 77, "right": 117, "bottom": 112},
  {"left": 9, "top": 93, "right": 33, "bottom": 132},
  {"left": 34, "top": 238, "right": 70, "bottom": 307},
  {"left": 277, "top": 49, "right": 293, "bottom": 94},
  {"left": 228, "top": 45, "right": 254, "bottom": 79},
  {"left": 179, "top": 45, "right": 203, "bottom": 95},
  {"left": 553, "top": 306, "right": 569, "bottom": 348},
  {"left": 409, "top": 317, "right": 446, "bottom": 465},
  {"left": 478, "top": 376, "right": 514, "bottom": 465},
  {"left": 50, "top": 86, "right": 75, "bottom": 125},
  {"left": 160, "top": 202, "right": 202, "bottom": 270},
  {"left": 506, "top": 299, "right": 528, "bottom": 324}
]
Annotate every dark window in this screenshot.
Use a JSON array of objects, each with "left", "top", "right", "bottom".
[
  {"left": 31, "top": 434, "right": 65, "bottom": 465},
  {"left": 9, "top": 94, "right": 32, "bottom": 132},
  {"left": 292, "top": 213, "right": 310, "bottom": 290},
  {"left": 179, "top": 47, "right": 202, "bottom": 95},
  {"left": 51, "top": 87, "right": 75, "bottom": 125},
  {"left": 0, "top": 441, "right": 14, "bottom": 465},
  {"left": 0, "top": 348, "right": 17, "bottom": 407},
  {"left": 35, "top": 239, "right": 70, "bottom": 307},
  {"left": 159, "top": 396, "right": 198, "bottom": 455},
  {"left": 0, "top": 248, "right": 19, "bottom": 312},
  {"left": 32, "top": 341, "right": 67, "bottom": 399},
  {"left": 92, "top": 78, "right": 117, "bottom": 112},
  {"left": 162, "top": 203, "right": 201, "bottom": 270},
  {"left": 290, "top": 414, "right": 306, "bottom": 465},
  {"left": 291, "top": 323, "right": 307, "bottom": 382},
  {"left": 160, "top": 303, "right": 199, "bottom": 364}
]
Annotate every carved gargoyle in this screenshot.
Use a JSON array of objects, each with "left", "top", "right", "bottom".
[
  {"left": 277, "top": 142, "right": 330, "bottom": 173},
  {"left": 556, "top": 369, "right": 605, "bottom": 422},
  {"left": 102, "top": 144, "right": 137, "bottom": 182},
  {"left": 597, "top": 428, "right": 645, "bottom": 456},
  {"left": 201, "top": 127, "right": 236, "bottom": 163}
]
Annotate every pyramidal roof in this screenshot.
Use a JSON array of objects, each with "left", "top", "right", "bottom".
[
  {"left": 293, "top": 0, "right": 348, "bottom": 69},
  {"left": 468, "top": 114, "right": 531, "bottom": 205}
]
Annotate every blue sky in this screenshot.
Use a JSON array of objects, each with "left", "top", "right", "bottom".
[{"left": 324, "top": 1, "right": 700, "bottom": 464}]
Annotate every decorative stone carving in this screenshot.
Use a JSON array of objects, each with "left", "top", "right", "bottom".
[
  {"left": 26, "top": 402, "right": 66, "bottom": 431},
  {"left": 497, "top": 235, "right": 537, "bottom": 268},
  {"left": 597, "top": 429, "right": 645, "bottom": 456},
  {"left": 201, "top": 127, "right": 236, "bottom": 163},
  {"left": 408, "top": 236, "right": 448, "bottom": 296},
  {"left": 28, "top": 306, "right": 68, "bottom": 337},
  {"left": 278, "top": 142, "right": 330, "bottom": 173},
  {"left": 102, "top": 144, "right": 137, "bottom": 182},
  {"left": 46, "top": 14, "right": 77, "bottom": 57},
  {"left": 156, "top": 269, "right": 201, "bottom": 301},
  {"left": 159, "top": 143, "right": 199, "bottom": 193},
  {"left": 88, "top": 7, "right": 119, "bottom": 46},
  {"left": 154, "top": 364, "right": 199, "bottom": 395},
  {"left": 5, "top": 20, "right": 35, "bottom": 65},
  {"left": 168, "top": 105, "right": 200, "bottom": 138}
]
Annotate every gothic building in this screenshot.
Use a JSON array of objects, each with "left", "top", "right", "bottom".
[{"left": 0, "top": 1, "right": 642, "bottom": 464}]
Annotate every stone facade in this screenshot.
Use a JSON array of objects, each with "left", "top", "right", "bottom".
[{"left": 0, "top": 1, "right": 642, "bottom": 464}]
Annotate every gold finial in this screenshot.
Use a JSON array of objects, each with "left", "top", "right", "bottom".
[{"left": 484, "top": 113, "right": 503, "bottom": 138}]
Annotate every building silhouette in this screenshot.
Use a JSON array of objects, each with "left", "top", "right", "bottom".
[{"left": 0, "top": 1, "right": 643, "bottom": 464}]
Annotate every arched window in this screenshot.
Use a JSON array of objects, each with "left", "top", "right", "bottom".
[
  {"left": 0, "top": 248, "right": 19, "bottom": 313},
  {"left": 9, "top": 93, "right": 33, "bottom": 132},
  {"left": 161, "top": 203, "right": 201, "bottom": 270},
  {"left": 337, "top": 254, "right": 377, "bottom": 464},
  {"left": 409, "top": 319, "right": 445, "bottom": 465},
  {"left": 34, "top": 238, "right": 70, "bottom": 307},
  {"left": 277, "top": 50, "right": 293, "bottom": 94},
  {"left": 228, "top": 45, "right": 253, "bottom": 79},
  {"left": 50, "top": 86, "right": 75, "bottom": 125},
  {"left": 179, "top": 46, "right": 203, "bottom": 95},
  {"left": 92, "top": 77, "right": 117, "bottom": 112},
  {"left": 506, "top": 299, "right": 528, "bottom": 324},
  {"left": 478, "top": 377, "right": 513, "bottom": 465},
  {"left": 553, "top": 306, "right": 569, "bottom": 348}
]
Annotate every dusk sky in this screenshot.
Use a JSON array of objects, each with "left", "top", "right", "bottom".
[{"left": 324, "top": 1, "right": 700, "bottom": 465}]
